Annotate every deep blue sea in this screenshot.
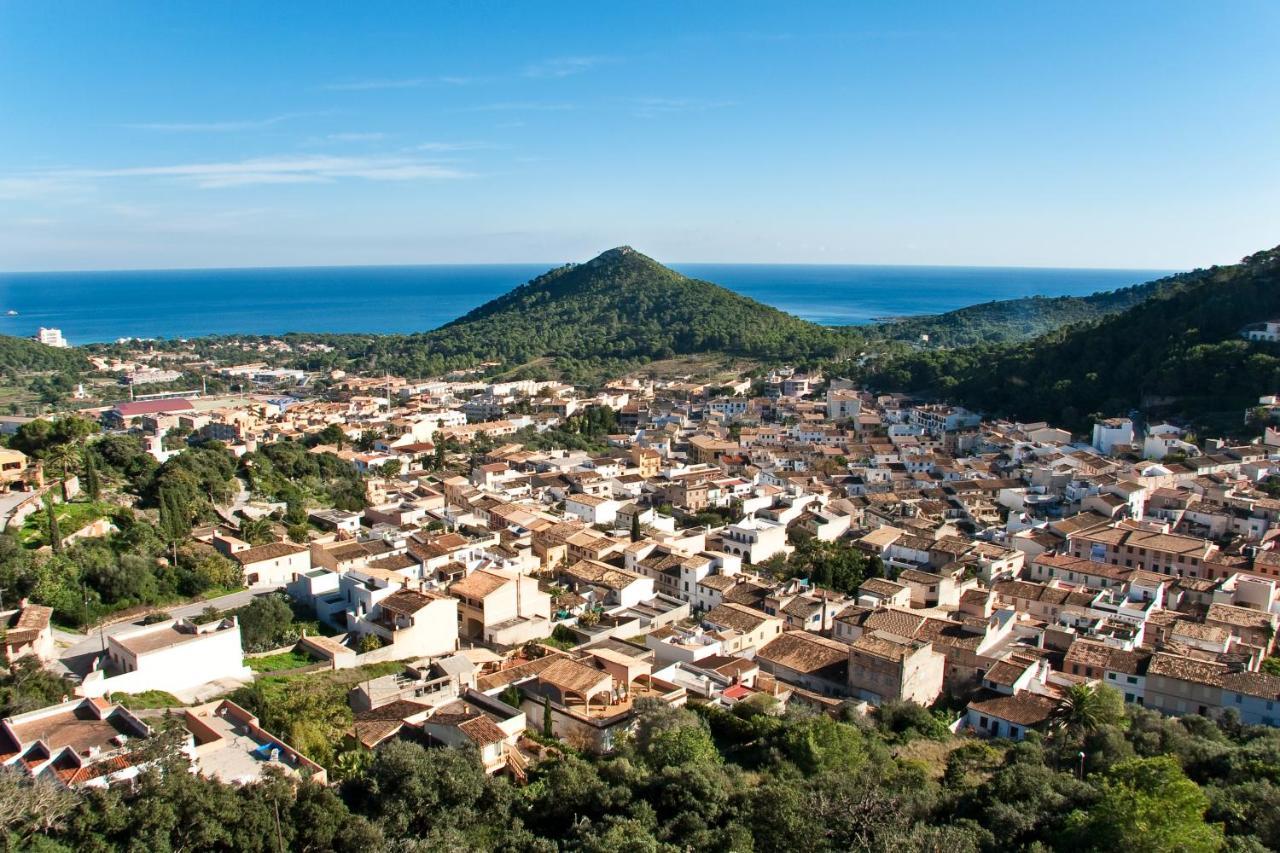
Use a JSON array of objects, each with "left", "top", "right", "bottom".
[{"left": 0, "top": 263, "right": 1176, "bottom": 345}]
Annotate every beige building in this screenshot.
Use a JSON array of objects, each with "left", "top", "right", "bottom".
[
  {"left": 0, "top": 602, "right": 53, "bottom": 664},
  {"left": 0, "top": 448, "right": 29, "bottom": 488},
  {"left": 702, "top": 602, "right": 784, "bottom": 655},
  {"left": 449, "top": 569, "right": 551, "bottom": 647},
  {"left": 232, "top": 541, "right": 311, "bottom": 587},
  {"left": 847, "top": 630, "right": 946, "bottom": 706},
  {"left": 1066, "top": 520, "right": 1216, "bottom": 578},
  {"left": 1144, "top": 652, "right": 1226, "bottom": 718},
  {"left": 341, "top": 587, "right": 458, "bottom": 661}
]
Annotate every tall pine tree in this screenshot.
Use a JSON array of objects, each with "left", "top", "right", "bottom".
[
  {"left": 81, "top": 446, "right": 101, "bottom": 501},
  {"left": 44, "top": 495, "right": 62, "bottom": 553},
  {"left": 158, "top": 486, "right": 190, "bottom": 564}
]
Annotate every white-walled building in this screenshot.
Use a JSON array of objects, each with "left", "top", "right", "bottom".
[
  {"left": 232, "top": 542, "right": 312, "bottom": 588},
  {"left": 1092, "top": 418, "right": 1135, "bottom": 455},
  {"left": 720, "top": 517, "right": 791, "bottom": 565},
  {"left": 80, "top": 617, "right": 251, "bottom": 698},
  {"left": 35, "top": 327, "right": 69, "bottom": 348}
]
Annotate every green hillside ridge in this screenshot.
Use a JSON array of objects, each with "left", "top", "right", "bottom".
[
  {"left": 328, "top": 246, "right": 855, "bottom": 382},
  {"left": 864, "top": 245, "right": 1280, "bottom": 430},
  {"left": 871, "top": 270, "right": 1189, "bottom": 347},
  {"left": 25, "top": 248, "right": 1220, "bottom": 397},
  {"left": 0, "top": 334, "right": 89, "bottom": 378}
]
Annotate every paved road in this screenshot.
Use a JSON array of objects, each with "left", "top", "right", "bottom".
[
  {"left": 0, "top": 488, "right": 40, "bottom": 531},
  {"left": 55, "top": 587, "right": 274, "bottom": 678}
]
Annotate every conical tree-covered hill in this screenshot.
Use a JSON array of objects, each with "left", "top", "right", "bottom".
[{"left": 351, "top": 246, "right": 854, "bottom": 381}]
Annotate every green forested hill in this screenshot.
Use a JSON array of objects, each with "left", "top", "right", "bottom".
[
  {"left": 864, "top": 246, "right": 1280, "bottom": 429},
  {"left": 323, "top": 247, "right": 855, "bottom": 382},
  {"left": 870, "top": 271, "right": 1187, "bottom": 346},
  {"left": 0, "top": 334, "right": 88, "bottom": 378}
]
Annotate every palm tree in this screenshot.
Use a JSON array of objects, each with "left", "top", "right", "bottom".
[
  {"left": 239, "top": 517, "right": 275, "bottom": 546},
  {"left": 1053, "top": 683, "right": 1109, "bottom": 735},
  {"left": 44, "top": 442, "right": 77, "bottom": 502}
]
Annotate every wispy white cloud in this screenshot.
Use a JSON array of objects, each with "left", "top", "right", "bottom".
[
  {"left": 522, "top": 56, "right": 612, "bottom": 79},
  {"left": 0, "top": 174, "right": 91, "bottom": 201},
  {"left": 461, "top": 101, "right": 577, "bottom": 113},
  {"left": 123, "top": 113, "right": 319, "bottom": 132},
  {"left": 2, "top": 155, "right": 474, "bottom": 191},
  {"left": 325, "top": 132, "right": 388, "bottom": 142},
  {"left": 416, "top": 141, "right": 495, "bottom": 151},
  {"left": 323, "top": 75, "right": 474, "bottom": 91},
  {"left": 628, "top": 97, "right": 736, "bottom": 118}
]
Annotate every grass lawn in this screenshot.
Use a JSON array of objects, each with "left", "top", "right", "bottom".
[
  {"left": 108, "top": 690, "right": 183, "bottom": 710},
  {"left": 247, "top": 650, "right": 316, "bottom": 673},
  {"left": 19, "top": 499, "right": 111, "bottom": 548},
  {"left": 249, "top": 660, "right": 405, "bottom": 698}
]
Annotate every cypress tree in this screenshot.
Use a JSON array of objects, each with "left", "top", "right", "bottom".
[
  {"left": 45, "top": 495, "right": 62, "bottom": 552},
  {"left": 158, "top": 486, "right": 189, "bottom": 563},
  {"left": 82, "top": 447, "right": 101, "bottom": 501},
  {"left": 542, "top": 695, "right": 553, "bottom": 738},
  {"left": 630, "top": 513, "right": 641, "bottom": 542}
]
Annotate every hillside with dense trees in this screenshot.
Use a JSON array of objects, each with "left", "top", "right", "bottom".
[
  {"left": 864, "top": 245, "right": 1280, "bottom": 430},
  {"left": 869, "top": 269, "right": 1192, "bottom": 347},
  {"left": 301, "top": 247, "right": 857, "bottom": 383},
  {"left": 0, "top": 334, "right": 88, "bottom": 377}
]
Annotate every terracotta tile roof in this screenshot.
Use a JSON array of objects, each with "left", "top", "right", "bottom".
[
  {"left": 233, "top": 541, "right": 307, "bottom": 565},
  {"left": 4, "top": 605, "right": 52, "bottom": 645},
  {"left": 537, "top": 657, "right": 612, "bottom": 697},
  {"left": 380, "top": 589, "right": 443, "bottom": 616},
  {"left": 563, "top": 559, "right": 644, "bottom": 591},
  {"left": 704, "top": 603, "right": 772, "bottom": 634},
  {"left": 862, "top": 607, "right": 926, "bottom": 638},
  {"left": 1206, "top": 602, "right": 1275, "bottom": 630},
  {"left": 1147, "top": 652, "right": 1228, "bottom": 686},
  {"left": 697, "top": 574, "right": 738, "bottom": 591},
  {"left": 967, "top": 691, "right": 1058, "bottom": 727},
  {"left": 449, "top": 570, "right": 511, "bottom": 600},
  {"left": 1221, "top": 671, "right": 1280, "bottom": 700},
  {"left": 758, "top": 631, "right": 849, "bottom": 675},
  {"left": 475, "top": 652, "right": 568, "bottom": 693},
  {"left": 457, "top": 715, "right": 508, "bottom": 747},
  {"left": 984, "top": 659, "right": 1029, "bottom": 686}
]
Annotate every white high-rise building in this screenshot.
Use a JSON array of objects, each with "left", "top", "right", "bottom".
[{"left": 34, "top": 327, "right": 68, "bottom": 348}]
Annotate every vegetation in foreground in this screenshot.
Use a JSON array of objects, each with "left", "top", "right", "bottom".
[{"left": 1, "top": 680, "right": 1274, "bottom": 852}]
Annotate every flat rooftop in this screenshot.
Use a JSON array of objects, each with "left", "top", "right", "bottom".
[{"left": 8, "top": 705, "right": 141, "bottom": 756}]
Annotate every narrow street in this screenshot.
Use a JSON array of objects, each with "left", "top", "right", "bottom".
[{"left": 54, "top": 586, "right": 273, "bottom": 678}]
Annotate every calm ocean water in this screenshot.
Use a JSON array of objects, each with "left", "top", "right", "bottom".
[{"left": 0, "top": 263, "right": 1174, "bottom": 345}]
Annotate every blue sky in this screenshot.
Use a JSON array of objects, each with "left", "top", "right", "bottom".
[{"left": 2, "top": 1, "right": 1278, "bottom": 271}]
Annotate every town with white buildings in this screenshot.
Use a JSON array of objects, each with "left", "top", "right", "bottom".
[{"left": 8, "top": 349, "right": 1280, "bottom": 789}]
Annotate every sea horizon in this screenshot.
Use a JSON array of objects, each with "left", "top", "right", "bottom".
[{"left": 2, "top": 262, "right": 1178, "bottom": 345}]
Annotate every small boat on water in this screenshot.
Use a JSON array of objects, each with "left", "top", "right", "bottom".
[{"left": 5, "top": 310, "right": 16, "bottom": 316}]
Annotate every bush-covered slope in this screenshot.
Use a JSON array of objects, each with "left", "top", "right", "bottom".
[
  {"left": 0, "top": 334, "right": 88, "bottom": 379},
  {"left": 870, "top": 271, "right": 1187, "bottom": 346},
  {"left": 864, "top": 246, "right": 1280, "bottom": 429},
  {"left": 329, "top": 247, "right": 855, "bottom": 381}
]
